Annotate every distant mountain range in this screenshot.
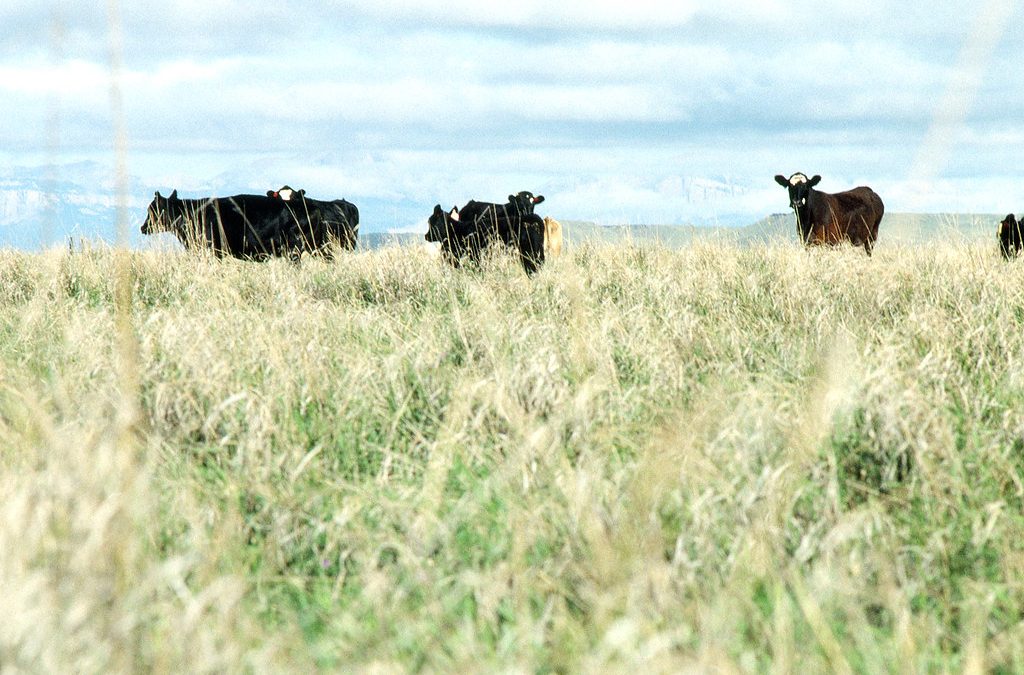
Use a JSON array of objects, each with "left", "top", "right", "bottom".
[
  {"left": 551, "top": 213, "right": 1000, "bottom": 251},
  {"left": 366, "top": 213, "right": 1001, "bottom": 252},
  {"left": 0, "top": 163, "right": 431, "bottom": 248}
]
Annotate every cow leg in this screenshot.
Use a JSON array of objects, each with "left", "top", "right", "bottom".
[
  {"left": 440, "top": 241, "right": 461, "bottom": 268},
  {"left": 467, "top": 235, "right": 483, "bottom": 265},
  {"left": 518, "top": 221, "right": 546, "bottom": 274}
]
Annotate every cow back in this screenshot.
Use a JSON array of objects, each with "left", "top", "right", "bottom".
[
  {"left": 807, "top": 186, "right": 883, "bottom": 252},
  {"left": 277, "top": 196, "right": 359, "bottom": 254}
]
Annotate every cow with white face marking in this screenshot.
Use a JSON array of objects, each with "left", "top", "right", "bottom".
[{"left": 773, "top": 173, "right": 884, "bottom": 256}]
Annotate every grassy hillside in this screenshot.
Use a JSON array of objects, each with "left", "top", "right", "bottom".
[
  {"left": 560, "top": 213, "right": 1003, "bottom": 249},
  {"left": 1, "top": 242, "right": 1023, "bottom": 671},
  {"left": 344, "top": 213, "right": 1005, "bottom": 253}
]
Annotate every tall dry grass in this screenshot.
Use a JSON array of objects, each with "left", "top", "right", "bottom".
[{"left": 1, "top": 240, "right": 1023, "bottom": 671}]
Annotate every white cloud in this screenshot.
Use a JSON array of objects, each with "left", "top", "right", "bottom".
[
  {"left": 909, "top": 0, "right": 1017, "bottom": 179},
  {"left": 0, "top": 59, "right": 107, "bottom": 98},
  {"left": 1, "top": 0, "right": 1023, "bottom": 237},
  {"left": 333, "top": 0, "right": 700, "bottom": 29}
]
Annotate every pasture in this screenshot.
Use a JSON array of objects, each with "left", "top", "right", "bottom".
[{"left": 1, "top": 238, "right": 1023, "bottom": 671}]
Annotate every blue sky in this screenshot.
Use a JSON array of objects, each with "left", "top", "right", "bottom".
[{"left": 1, "top": 0, "right": 1022, "bottom": 236}]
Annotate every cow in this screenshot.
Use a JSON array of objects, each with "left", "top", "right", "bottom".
[
  {"left": 544, "top": 216, "right": 563, "bottom": 258},
  {"left": 999, "top": 214, "right": 1023, "bottom": 259},
  {"left": 141, "top": 190, "right": 295, "bottom": 260},
  {"left": 426, "top": 197, "right": 546, "bottom": 274},
  {"left": 455, "top": 191, "right": 545, "bottom": 225},
  {"left": 265, "top": 185, "right": 359, "bottom": 253},
  {"left": 141, "top": 189, "right": 357, "bottom": 260},
  {"left": 774, "top": 173, "right": 884, "bottom": 256},
  {"left": 426, "top": 204, "right": 481, "bottom": 266}
]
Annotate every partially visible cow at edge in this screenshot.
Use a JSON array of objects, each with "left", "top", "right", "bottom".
[
  {"left": 543, "top": 217, "right": 563, "bottom": 259},
  {"left": 266, "top": 185, "right": 359, "bottom": 253},
  {"left": 425, "top": 191, "right": 546, "bottom": 273},
  {"left": 998, "top": 214, "right": 1023, "bottom": 259},
  {"left": 774, "top": 173, "right": 884, "bottom": 256}
]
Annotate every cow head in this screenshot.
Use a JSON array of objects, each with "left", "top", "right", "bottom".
[
  {"left": 999, "top": 214, "right": 1019, "bottom": 259},
  {"left": 426, "top": 204, "right": 451, "bottom": 242},
  {"left": 427, "top": 204, "right": 477, "bottom": 264},
  {"left": 267, "top": 185, "right": 305, "bottom": 201},
  {"left": 774, "top": 173, "right": 821, "bottom": 210},
  {"left": 141, "top": 189, "right": 181, "bottom": 235},
  {"left": 508, "top": 191, "right": 545, "bottom": 215},
  {"left": 775, "top": 173, "right": 821, "bottom": 243},
  {"left": 426, "top": 204, "right": 470, "bottom": 240}
]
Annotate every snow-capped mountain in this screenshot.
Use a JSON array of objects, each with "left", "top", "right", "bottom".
[{"left": 0, "top": 163, "right": 149, "bottom": 248}]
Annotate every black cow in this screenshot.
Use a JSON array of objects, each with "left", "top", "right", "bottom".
[
  {"left": 999, "top": 214, "right": 1023, "bottom": 259},
  {"left": 426, "top": 193, "right": 546, "bottom": 274},
  {"left": 266, "top": 185, "right": 359, "bottom": 253},
  {"left": 455, "top": 191, "right": 545, "bottom": 224},
  {"left": 426, "top": 205, "right": 481, "bottom": 266},
  {"left": 141, "top": 190, "right": 296, "bottom": 260},
  {"left": 774, "top": 173, "right": 884, "bottom": 256},
  {"left": 142, "top": 189, "right": 358, "bottom": 260}
]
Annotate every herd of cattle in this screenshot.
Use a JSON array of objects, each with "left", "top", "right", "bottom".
[
  {"left": 141, "top": 185, "right": 562, "bottom": 272},
  {"left": 140, "top": 172, "right": 1024, "bottom": 271}
]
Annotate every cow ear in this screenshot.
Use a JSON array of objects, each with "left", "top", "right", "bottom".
[
  {"left": 170, "top": 189, "right": 178, "bottom": 199},
  {"left": 298, "top": 189, "right": 306, "bottom": 197},
  {"left": 533, "top": 195, "right": 545, "bottom": 204},
  {"left": 774, "top": 175, "right": 788, "bottom": 187},
  {"left": 809, "top": 175, "right": 822, "bottom": 187},
  {"left": 433, "top": 204, "right": 443, "bottom": 216},
  {"left": 267, "top": 190, "right": 275, "bottom": 197},
  {"left": 154, "top": 190, "right": 162, "bottom": 198}
]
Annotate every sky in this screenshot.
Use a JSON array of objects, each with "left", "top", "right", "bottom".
[{"left": 1, "top": 0, "right": 1022, "bottom": 237}]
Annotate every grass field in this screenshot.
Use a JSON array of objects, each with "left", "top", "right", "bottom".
[{"left": 1, "top": 239, "right": 1023, "bottom": 672}]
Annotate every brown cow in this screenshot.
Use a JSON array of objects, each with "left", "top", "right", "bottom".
[
  {"left": 774, "top": 173, "right": 884, "bottom": 256},
  {"left": 544, "top": 217, "right": 563, "bottom": 258}
]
